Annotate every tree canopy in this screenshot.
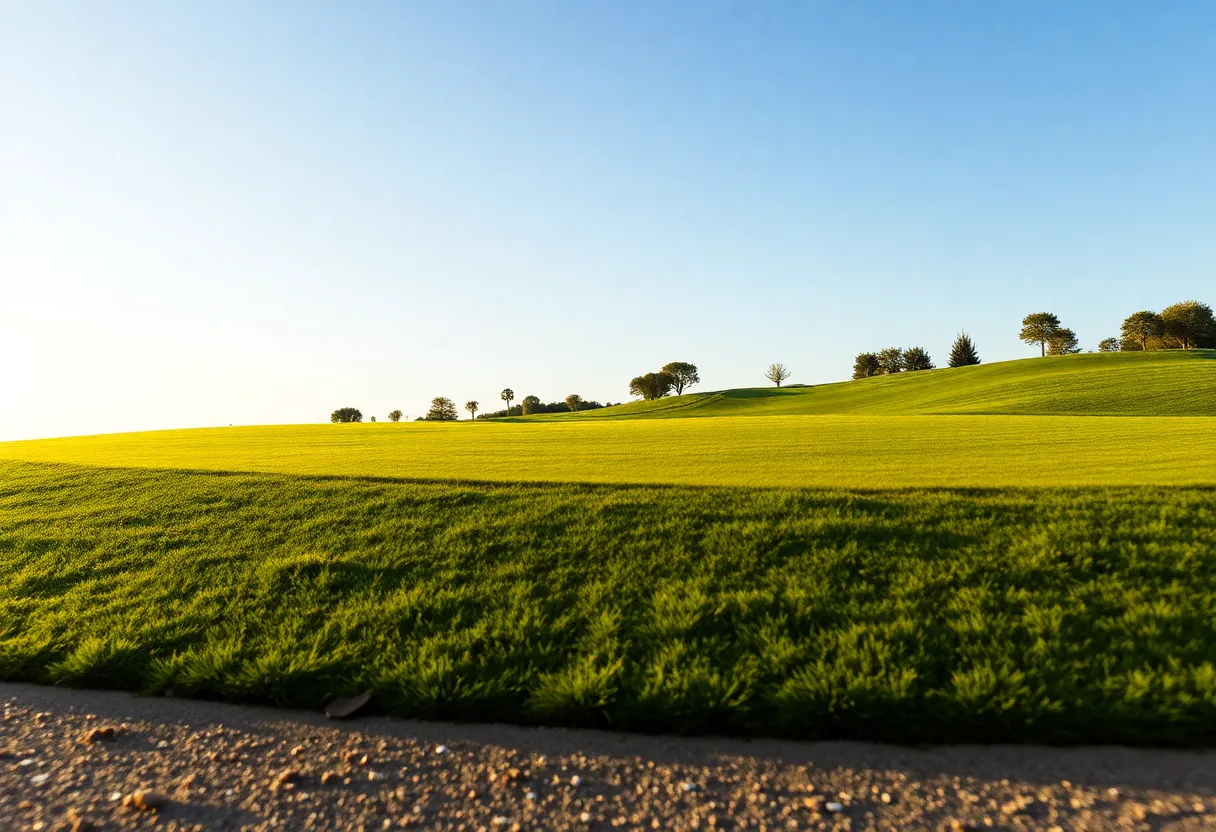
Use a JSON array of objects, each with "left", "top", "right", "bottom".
[
  {"left": 902, "top": 347, "right": 935, "bottom": 371},
  {"left": 330, "top": 407, "right": 362, "bottom": 423},
  {"left": 387, "top": 409, "right": 403, "bottom": 422},
  {"left": 521, "top": 395, "right": 542, "bottom": 415},
  {"left": 876, "top": 348, "right": 903, "bottom": 375},
  {"left": 1020, "top": 312, "right": 1062, "bottom": 356},
  {"left": 947, "top": 333, "right": 981, "bottom": 367},
  {"left": 1120, "top": 311, "right": 1165, "bottom": 351},
  {"left": 565, "top": 393, "right": 583, "bottom": 412},
  {"left": 660, "top": 362, "right": 700, "bottom": 395},
  {"left": 1162, "top": 301, "right": 1216, "bottom": 349},
  {"left": 852, "top": 353, "right": 879, "bottom": 380},
  {"left": 764, "top": 363, "right": 791, "bottom": 387},
  {"left": 629, "top": 372, "right": 674, "bottom": 400},
  {"left": 464, "top": 401, "right": 478, "bottom": 419},
  {"left": 423, "top": 397, "right": 458, "bottom": 421},
  {"left": 1098, "top": 338, "right": 1120, "bottom": 353},
  {"left": 1046, "top": 327, "right": 1080, "bottom": 356}
]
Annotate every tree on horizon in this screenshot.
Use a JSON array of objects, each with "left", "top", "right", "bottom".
[
  {"left": 387, "top": 409, "right": 403, "bottom": 422},
  {"left": 764, "top": 363, "right": 791, "bottom": 387},
  {"left": 902, "top": 347, "right": 935, "bottom": 371},
  {"left": 500, "top": 388, "right": 514, "bottom": 415},
  {"left": 876, "top": 347, "right": 904, "bottom": 374},
  {"left": 565, "top": 393, "right": 583, "bottom": 412},
  {"left": 1161, "top": 301, "right": 1216, "bottom": 349},
  {"left": 661, "top": 362, "right": 700, "bottom": 395},
  {"left": 1098, "top": 338, "right": 1120, "bottom": 352},
  {"left": 852, "top": 352, "right": 879, "bottom": 379},
  {"left": 1020, "top": 312, "right": 1062, "bottom": 356},
  {"left": 1120, "top": 311, "right": 1164, "bottom": 351},
  {"left": 423, "top": 397, "right": 458, "bottom": 421},
  {"left": 947, "top": 333, "right": 981, "bottom": 367},
  {"left": 629, "top": 372, "right": 674, "bottom": 400},
  {"left": 464, "top": 401, "right": 478, "bottom": 420},
  {"left": 330, "top": 407, "right": 362, "bottom": 423},
  {"left": 1046, "top": 327, "right": 1081, "bottom": 355}
]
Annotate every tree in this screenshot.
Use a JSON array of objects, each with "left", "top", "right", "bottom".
[
  {"left": 764, "top": 363, "right": 791, "bottom": 387},
  {"left": 876, "top": 347, "right": 904, "bottom": 375},
  {"left": 661, "top": 362, "right": 700, "bottom": 395},
  {"left": 947, "top": 332, "right": 981, "bottom": 367},
  {"left": 565, "top": 393, "right": 583, "bottom": 412},
  {"left": 369, "top": 416, "right": 376, "bottom": 422},
  {"left": 1046, "top": 327, "right": 1080, "bottom": 355},
  {"left": 500, "top": 388, "right": 514, "bottom": 415},
  {"left": 1020, "top": 312, "right": 1061, "bottom": 356},
  {"left": 1098, "top": 338, "right": 1120, "bottom": 353},
  {"left": 852, "top": 353, "right": 879, "bottom": 380},
  {"left": 330, "top": 407, "right": 362, "bottom": 423},
  {"left": 387, "top": 409, "right": 403, "bottom": 422},
  {"left": 902, "top": 346, "right": 935, "bottom": 371},
  {"left": 629, "top": 372, "right": 674, "bottom": 400},
  {"left": 1120, "top": 311, "right": 1165, "bottom": 351},
  {"left": 464, "top": 401, "right": 478, "bottom": 420},
  {"left": 521, "top": 395, "right": 542, "bottom": 415},
  {"left": 424, "top": 397, "right": 458, "bottom": 421},
  {"left": 1161, "top": 300, "right": 1216, "bottom": 349}
]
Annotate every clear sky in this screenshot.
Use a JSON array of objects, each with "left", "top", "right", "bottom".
[{"left": 2, "top": 1, "right": 1213, "bottom": 439}]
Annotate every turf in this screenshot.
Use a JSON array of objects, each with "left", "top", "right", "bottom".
[
  {"left": 2, "top": 415, "right": 1214, "bottom": 488},
  {"left": 554, "top": 350, "right": 1216, "bottom": 419},
  {"left": 2, "top": 459, "right": 1214, "bottom": 745}
]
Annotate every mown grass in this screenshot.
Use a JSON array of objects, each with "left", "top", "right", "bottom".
[
  {"left": 555, "top": 350, "right": 1216, "bottom": 420},
  {"left": 3, "top": 459, "right": 1216, "bottom": 745},
  {"left": 3, "top": 415, "right": 1216, "bottom": 488}
]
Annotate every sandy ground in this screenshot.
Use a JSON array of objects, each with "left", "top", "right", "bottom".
[{"left": 1, "top": 683, "right": 1214, "bottom": 831}]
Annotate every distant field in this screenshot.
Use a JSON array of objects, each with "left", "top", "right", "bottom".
[
  {"left": 2, "top": 460, "right": 1215, "bottom": 746},
  {"left": 557, "top": 350, "right": 1216, "bottom": 419},
  {"left": 2, "top": 414, "right": 1214, "bottom": 488}
]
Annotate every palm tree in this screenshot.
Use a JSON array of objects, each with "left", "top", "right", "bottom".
[
  {"left": 500, "top": 388, "right": 514, "bottom": 416},
  {"left": 465, "top": 401, "right": 479, "bottom": 420}
]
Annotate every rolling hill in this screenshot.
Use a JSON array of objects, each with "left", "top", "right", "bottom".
[{"left": 553, "top": 350, "right": 1216, "bottom": 419}]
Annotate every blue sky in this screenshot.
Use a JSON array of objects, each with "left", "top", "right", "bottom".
[{"left": 2, "top": 1, "right": 1213, "bottom": 438}]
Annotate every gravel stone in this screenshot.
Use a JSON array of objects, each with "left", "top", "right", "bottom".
[{"left": 3, "top": 682, "right": 1215, "bottom": 831}]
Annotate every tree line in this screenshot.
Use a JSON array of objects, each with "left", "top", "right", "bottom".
[
  {"left": 851, "top": 334, "right": 980, "bottom": 380},
  {"left": 1107, "top": 301, "right": 1216, "bottom": 352},
  {"left": 331, "top": 300, "right": 1215, "bottom": 422}
]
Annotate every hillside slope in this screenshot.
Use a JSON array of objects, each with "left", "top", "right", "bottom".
[{"left": 561, "top": 351, "right": 1216, "bottom": 419}]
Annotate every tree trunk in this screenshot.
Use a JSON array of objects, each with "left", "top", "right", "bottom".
[{"left": 1041, "top": 342, "right": 1045, "bottom": 357}]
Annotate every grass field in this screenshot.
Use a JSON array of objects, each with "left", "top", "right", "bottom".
[
  {"left": 3, "top": 415, "right": 1216, "bottom": 488},
  {"left": 2, "top": 460, "right": 1215, "bottom": 745},
  {"left": 2, "top": 351, "right": 1216, "bottom": 744},
  {"left": 557, "top": 350, "right": 1216, "bottom": 419}
]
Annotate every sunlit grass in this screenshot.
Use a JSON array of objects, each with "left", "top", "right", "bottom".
[
  {"left": 2, "top": 460, "right": 1216, "bottom": 744},
  {"left": 1, "top": 414, "right": 1215, "bottom": 488}
]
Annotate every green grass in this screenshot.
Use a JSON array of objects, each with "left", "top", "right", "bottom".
[
  {"left": 555, "top": 350, "right": 1216, "bottom": 419},
  {"left": 2, "top": 414, "right": 1214, "bottom": 488},
  {"left": 2, "top": 459, "right": 1215, "bottom": 745},
  {"left": 3, "top": 350, "right": 1216, "bottom": 744}
]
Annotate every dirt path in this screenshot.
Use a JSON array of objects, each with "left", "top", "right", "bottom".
[{"left": 1, "top": 683, "right": 1213, "bottom": 831}]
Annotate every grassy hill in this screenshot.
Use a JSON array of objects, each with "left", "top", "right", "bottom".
[
  {"left": 557, "top": 350, "right": 1216, "bottom": 419},
  {"left": 3, "top": 348, "right": 1216, "bottom": 745}
]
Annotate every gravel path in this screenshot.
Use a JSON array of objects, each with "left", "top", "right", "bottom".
[{"left": 2, "top": 683, "right": 1214, "bottom": 831}]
